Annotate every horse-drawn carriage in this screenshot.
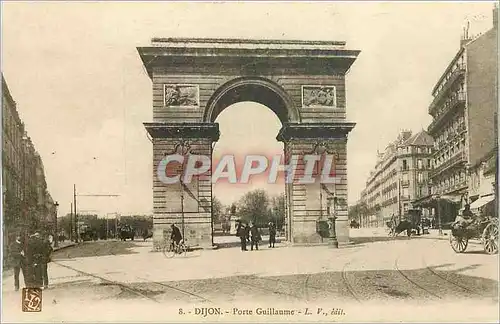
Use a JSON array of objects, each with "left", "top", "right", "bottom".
[
  {"left": 387, "top": 209, "right": 422, "bottom": 237},
  {"left": 449, "top": 216, "right": 498, "bottom": 254}
]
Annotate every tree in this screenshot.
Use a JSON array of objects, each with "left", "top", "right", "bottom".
[
  {"left": 237, "top": 189, "right": 270, "bottom": 226},
  {"left": 212, "top": 196, "right": 223, "bottom": 224},
  {"left": 270, "top": 193, "right": 285, "bottom": 230},
  {"left": 348, "top": 204, "right": 360, "bottom": 221}
]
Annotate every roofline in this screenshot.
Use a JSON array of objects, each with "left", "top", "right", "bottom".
[
  {"left": 150, "top": 37, "right": 347, "bottom": 47},
  {"left": 137, "top": 47, "right": 360, "bottom": 59},
  {"left": 431, "top": 46, "right": 465, "bottom": 95},
  {"left": 431, "top": 24, "right": 497, "bottom": 96},
  {"left": 137, "top": 40, "right": 360, "bottom": 79},
  {"left": 2, "top": 73, "right": 16, "bottom": 107}
]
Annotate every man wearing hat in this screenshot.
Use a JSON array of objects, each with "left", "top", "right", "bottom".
[
  {"left": 268, "top": 222, "right": 277, "bottom": 248},
  {"left": 26, "top": 232, "right": 44, "bottom": 288},
  {"left": 10, "top": 235, "right": 26, "bottom": 291},
  {"left": 454, "top": 204, "right": 475, "bottom": 229}
]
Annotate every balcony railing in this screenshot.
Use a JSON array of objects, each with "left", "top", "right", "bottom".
[
  {"left": 434, "top": 179, "right": 467, "bottom": 195},
  {"left": 428, "top": 92, "right": 466, "bottom": 133},
  {"left": 434, "top": 127, "right": 466, "bottom": 154},
  {"left": 429, "top": 64, "right": 466, "bottom": 114},
  {"left": 430, "top": 150, "right": 467, "bottom": 178}
]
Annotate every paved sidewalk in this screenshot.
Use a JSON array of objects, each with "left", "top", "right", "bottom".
[
  {"left": 350, "top": 227, "right": 451, "bottom": 240},
  {"left": 213, "top": 234, "right": 283, "bottom": 248},
  {"left": 2, "top": 241, "right": 77, "bottom": 280},
  {"left": 422, "top": 229, "right": 452, "bottom": 240}
]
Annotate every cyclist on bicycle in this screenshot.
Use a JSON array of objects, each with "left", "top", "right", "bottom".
[{"left": 170, "top": 224, "right": 182, "bottom": 249}]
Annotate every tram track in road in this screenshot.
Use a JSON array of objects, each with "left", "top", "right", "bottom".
[
  {"left": 135, "top": 276, "right": 213, "bottom": 304},
  {"left": 249, "top": 273, "right": 338, "bottom": 301},
  {"left": 340, "top": 257, "right": 363, "bottom": 303},
  {"left": 232, "top": 276, "right": 304, "bottom": 300},
  {"left": 393, "top": 255, "right": 442, "bottom": 300},
  {"left": 237, "top": 249, "right": 365, "bottom": 303},
  {"left": 54, "top": 261, "right": 214, "bottom": 305},
  {"left": 53, "top": 261, "right": 161, "bottom": 303},
  {"left": 420, "top": 256, "right": 488, "bottom": 298}
]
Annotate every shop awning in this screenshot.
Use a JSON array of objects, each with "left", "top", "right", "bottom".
[
  {"left": 439, "top": 194, "right": 463, "bottom": 203},
  {"left": 470, "top": 195, "right": 495, "bottom": 209}
]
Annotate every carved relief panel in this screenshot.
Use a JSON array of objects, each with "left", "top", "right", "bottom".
[
  {"left": 301, "top": 85, "right": 337, "bottom": 108},
  {"left": 163, "top": 84, "right": 200, "bottom": 107}
]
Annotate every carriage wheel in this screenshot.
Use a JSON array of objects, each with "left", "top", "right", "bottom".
[
  {"left": 482, "top": 223, "right": 498, "bottom": 255},
  {"left": 449, "top": 234, "right": 468, "bottom": 253}
]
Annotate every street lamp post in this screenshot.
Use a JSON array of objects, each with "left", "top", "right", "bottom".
[
  {"left": 54, "top": 201, "right": 59, "bottom": 247},
  {"left": 328, "top": 196, "right": 339, "bottom": 248},
  {"left": 176, "top": 141, "right": 191, "bottom": 241},
  {"left": 436, "top": 195, "right": 442, "bottom": 236},
  {"left": 312, "top": 142, "right": 340, "bottom": 249}
]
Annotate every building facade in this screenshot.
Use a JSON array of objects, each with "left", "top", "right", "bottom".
[
  {"left": 2, "top": 74, "right": 55, "bottom": 265},
  {"left": 2, "top": 75, "right": 25, "bottom": 233},
  {"left": 422, "top": 8, "right": 498, "bottom": 223},
  {"left": 359, "top": 130, "right": 434, "bottom": 227}
]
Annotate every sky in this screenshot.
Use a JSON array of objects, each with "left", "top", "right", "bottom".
[{"left": 1, "top": 1, "right": 496, "bottom": 216}]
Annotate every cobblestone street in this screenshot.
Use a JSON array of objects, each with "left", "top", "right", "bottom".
[{"left": 3, "top": 230, "right": 498, "bottom": 322}]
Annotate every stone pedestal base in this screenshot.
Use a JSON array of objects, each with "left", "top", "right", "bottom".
[
  {"left": 290, "top": 217, "right": 349, "bottom": 245},
  {"left": 152, "top": 221, "right": 213, "bottom": 251}
]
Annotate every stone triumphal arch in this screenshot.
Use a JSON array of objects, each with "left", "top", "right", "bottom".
[{"left": 138, "top": 38, "right": 360, "bottom": 249}]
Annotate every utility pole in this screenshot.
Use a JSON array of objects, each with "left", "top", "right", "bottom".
[
  {"left": 70, "top": 202, "right": 73, "bottom": 241},
  {"left": 115, "top": 214, "right": 118, "bottom": 239},
  {"left": 74, "top": 184, "right": 78, "bottom": 243},
  {"left": 54, "top": 201, "right": 59, "bottom": 247},
  {"left": 74, "top": 194, "right": 120, "bottom": 240}
]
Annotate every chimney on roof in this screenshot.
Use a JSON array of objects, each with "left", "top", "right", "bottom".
[{"left": 460, "top": 21, "right": 472, "bottom": 48}]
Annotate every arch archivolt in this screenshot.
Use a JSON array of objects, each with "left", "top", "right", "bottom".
[{"left": 203, "top": 76, "right": 300, "bottom": 123}]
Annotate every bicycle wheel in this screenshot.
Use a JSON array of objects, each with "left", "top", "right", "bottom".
[
  {"left": 177, "top": 243, "right": 187, "bottom": 257},
  {"left": 163, "top": 243, "right": 176, "bottom": 258}
]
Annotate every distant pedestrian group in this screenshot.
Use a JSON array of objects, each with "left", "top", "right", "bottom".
[
  {"left": 9, "top": 231, "right": 53, "bottom": 291},
  {"left": 235, "top": 220, "right": 277, "bottom": 251}
]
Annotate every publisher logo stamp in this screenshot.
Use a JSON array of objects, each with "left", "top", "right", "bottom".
[{"left": 22, "top": 288, "right": 42, "bottom": 312}]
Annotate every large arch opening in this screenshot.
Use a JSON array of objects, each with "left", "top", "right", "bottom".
[{"left": 207, "top": 79, "right": 293, "bottom": 246}]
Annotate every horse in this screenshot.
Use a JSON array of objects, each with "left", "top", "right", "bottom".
[
  {"left": 142, "top": 230, "right": 153, "bottom": 241},
  {"left": 387, "top": 220, "right": 413, "bottom": 237}
]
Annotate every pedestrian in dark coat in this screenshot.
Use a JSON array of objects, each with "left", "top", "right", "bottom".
[
  {"left": 244, "top": 223, "right": 250, "bottom": 243},
  {"left": 40, "top": 236, "right": 53, "bottom": 289},
  {"left": 250, "top": 223, "right": 261, "bottom": 251},
  {"left": 10, "top": 235, "right": 26, "bottom": 291},
  {"left": 26, "top": 232, "right": 44, "bottom": 288},
  {"left": 268, "top": 222, "right": 277, "bottom": 248},
  {"left": 236, "top": 221, "right": 247, "bottom": 251}
]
